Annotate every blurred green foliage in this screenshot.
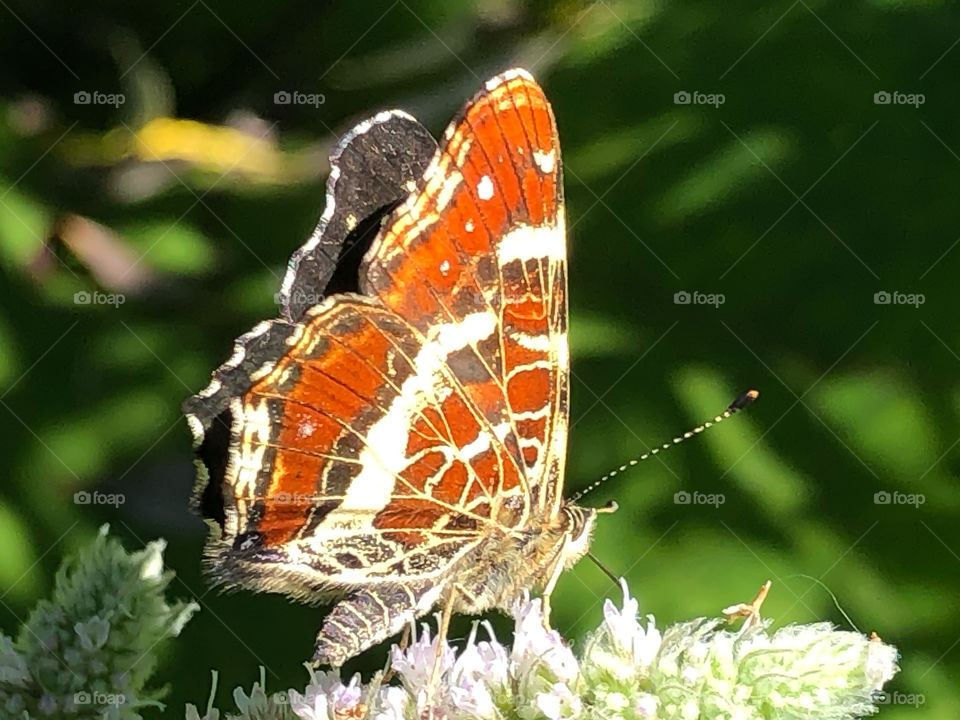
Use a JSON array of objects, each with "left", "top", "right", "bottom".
[{"left": 1, "top": 0, "right": 958, "bottom": 717}]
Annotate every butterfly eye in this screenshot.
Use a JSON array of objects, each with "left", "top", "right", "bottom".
[
  {"left": 560, "top": 506, "right": 597, "bottom": 572},
  {"left": 563, "top": 506, "right": 595, "bottom": 542}
]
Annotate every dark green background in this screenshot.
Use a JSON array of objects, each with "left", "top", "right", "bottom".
[{"left": 1, "top": 1, "right": 957, "bottom": 717}]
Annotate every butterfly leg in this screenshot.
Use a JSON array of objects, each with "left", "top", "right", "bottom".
[
  {"left": 312, "top": 582, "right": 440, "bottom": 667},
  {"left": 540, "top": 544, "right": 568, "bottom": 631},
  {"left": 381, "top": 622, "right": 412, "bottom": 683},
  {"left": 423, "top": 586, "right": 457, "bottom": 712}
]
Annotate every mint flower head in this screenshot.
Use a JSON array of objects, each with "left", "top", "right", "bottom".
[
  {"left": 578, "top": 580, "right": 898, "bottom": 719},
  {"left": 0, "top": 525, "right": 198, "bottom": 719},
  {"left": 191, "top": 578, "right": 899, "bottom": 720},
  {"left": 270, "top": 579, "right": 895, "bottom": 720}
]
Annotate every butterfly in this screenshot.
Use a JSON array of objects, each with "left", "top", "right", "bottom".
[{"left": 183, "top": 68, "right": 601, "bottom": 666}]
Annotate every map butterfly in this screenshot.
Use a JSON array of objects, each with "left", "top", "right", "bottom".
[{"left": 185, "top": 69, "right": 605, "bottom": 666}]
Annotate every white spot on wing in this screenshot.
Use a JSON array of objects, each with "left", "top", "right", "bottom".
[
  {"left": 435, "top": 170, "right": 463, "bottom": 213},
  {"left": 491, "top": 421, "right": 512, "bottom": 443},
  {"left": 557, "top": 332, "right": 569, "bottom": 370},
  {"left": 439, "top": 259, "right": 451, "bottom": 275},
  {"left": 477, "top": 175, "right": 494, "bottom": 201},
  {"left": 512, "top": 407, "right": 552, "bottom": 420},
  {"left": 244, "top": 320, "right": 274, "bottom": 341},
  {"left": 250, "top": 361, "right": 276, "bottom": 382},
  {"left": 497, "top": 224, "right": 565, "bottom": 263},
  {"left": 486, "top": 68, "right": 534, "bottom": 91},
  {"left": 513, "top": 332, "right": 551, "bottom": 351},
  {"left": 236, "top": 399, "right": 271, "bottom": 497},
  {"left": 461, "top": 432, "right": 491, "bottom": 461},
  {"left": 198, "top": 378, "right": 222, "bottom": 398},
  {"left": 224, "top": 344, "right": 246, "bottom": 369},
  {"left": 533, "top": 149, "right": 556, "bottom": 174},
  {"left": 186, "top": 414, "right": 205, "bottom": 442},
  {"left": 465, "top": 219, "right": 475, "bottom": 233}
]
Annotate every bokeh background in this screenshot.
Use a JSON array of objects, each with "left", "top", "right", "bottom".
[{"left": 1, "top": 0, "right": 958, "bottom": 716}]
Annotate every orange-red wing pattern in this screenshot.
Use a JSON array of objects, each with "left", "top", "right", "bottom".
[{"left": 225, "top": 297, "right": 506, "bottom": 577}]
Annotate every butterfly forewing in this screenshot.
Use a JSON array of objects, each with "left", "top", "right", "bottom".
[{"left": 362, "top": 70, "right": 568, "bottom": 523}]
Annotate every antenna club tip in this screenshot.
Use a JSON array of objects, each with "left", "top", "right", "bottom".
[
  {"left": 729, "top": 389, "right": 759, "bottom": 411},
  {"left": 597, "top": 500, "right": 619, "bottom": 514}
]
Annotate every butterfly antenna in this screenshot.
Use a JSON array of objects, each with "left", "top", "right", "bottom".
[
  {"left": 571, "top": 389, "right": 759, "bottom": 503},
  {"left": 587, "top": 551, "right": 621, "bottom": 587}
]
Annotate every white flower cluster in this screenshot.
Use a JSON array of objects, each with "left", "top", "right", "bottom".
[{"left": 276, "top": 579, "right": 898, "bottom": 720}]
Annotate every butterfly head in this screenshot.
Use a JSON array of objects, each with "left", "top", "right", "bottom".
[{"left": 557, "top": 503, "right": 601, "bottom": 570}]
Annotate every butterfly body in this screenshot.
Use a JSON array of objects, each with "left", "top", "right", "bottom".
[
  {"left": 184, "top": 69, "right": 591, "bottom": 666},
  {"left": 444, "top": 503, "right": 596, "bottom": 613}
]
